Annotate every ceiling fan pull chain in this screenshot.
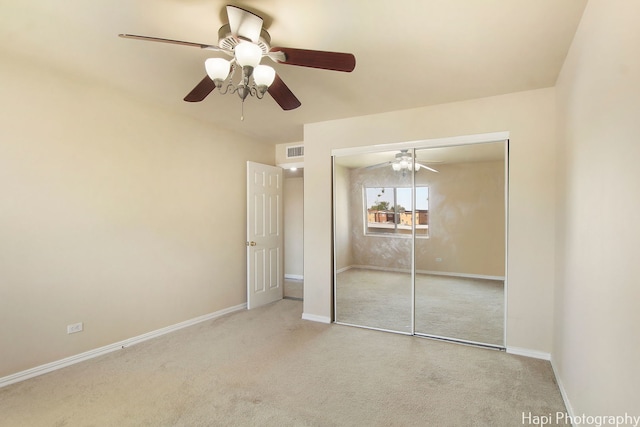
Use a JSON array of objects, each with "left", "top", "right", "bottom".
[{"left": 241, "top": 99, "right": 244, "bottom": 121}]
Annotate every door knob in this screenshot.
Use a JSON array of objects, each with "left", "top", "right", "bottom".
[{"left": 246, "top": 241, "right": 257, "bottom": 246}]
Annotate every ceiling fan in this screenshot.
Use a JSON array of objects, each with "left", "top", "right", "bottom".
[
  {"left": 363, "top": 150, "right": 440, "bottom": 176},
  {"left": 119, "top": 4, "right": 356, "bottom": 113}
]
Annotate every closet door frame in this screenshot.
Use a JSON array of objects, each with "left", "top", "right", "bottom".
[{"left": 332, "top": 131, "right": 509, "bottom": 347}]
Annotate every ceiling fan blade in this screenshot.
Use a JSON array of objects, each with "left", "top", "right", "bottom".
[
  {"left": 118, "top": 34, "right": 223, "bottom": 52},
  {"left": 268, "top": 74, "right": 301, "bottom": 110},
  {"left": 416, "top": 163, "right": 439, "bottom": 173},
  {"left": 360, "top": 161, "right": 392, "bottom": 171},
  {"left": 269, "top": 47, "right": 356, "bottom": 72},
  {"left": 184, "top": 76, "right": 217, "bottom": 102},
  {"left": 226, "top": 5, "right": 263, "bottom": 43}
]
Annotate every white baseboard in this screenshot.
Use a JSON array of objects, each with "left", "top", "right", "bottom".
[
  {"left": 346, "top": 265, "right": 504, "bottom": 281},
  {"left": 506, "top": 346, "right": 551, "bottom": 361},
  {"left": 350, "top": 264, "right": 406, "bottom": 274},
  {"left": 416, "top": 269, "right": 505, "bottom": 281},
  {"left": 301, "top": 313, "right": 331, "bottom": 324},
  {"left": 551, "top": 356, "right": 576, "bottom": 420},
  {"left": 285, "top": 274, "right": 304, "bottom": 280},
  {"left": 0, "top": 303, "right": 246, "bottom": 389}
]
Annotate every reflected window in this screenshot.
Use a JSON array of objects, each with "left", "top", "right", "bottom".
[{"left": 364, "top": 187, "right": 429, "bottom": 237}]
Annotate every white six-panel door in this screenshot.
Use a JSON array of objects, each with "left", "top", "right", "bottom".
[{"left": 246, "top": 161, "right": 283, "bottom": 309}]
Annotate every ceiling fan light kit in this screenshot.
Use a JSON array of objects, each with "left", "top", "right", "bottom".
[
  {"left": 391, "top": 161, "right": 420, "bottom": 172},
  {"left": 234, "top": 41, "right": 262, "bottom": 67},
  {"left": 203, "top": 41, "right": 276, "bottom": 112},
  {"left": 363, "top": 150, "right": 439, "bottom": 177},
  {"left": 205, "top": 58, "right": 231, "bottom": 82},
  {"left": 253, "top": 65, "right": 276, "bottom": 88},
  {"left": 119, "top": 4, "right": 356, "bottom": 118}
]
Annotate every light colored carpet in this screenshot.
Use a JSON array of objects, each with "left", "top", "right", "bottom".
[
  {"left": 336, "top": 269, "right": 504, "bottom": 345},
  {"left": 0, "top": 299, "right": 568, "bottom": 426},
  {"left": 284, "top": 278, "right": 304, "bottom": 300}
]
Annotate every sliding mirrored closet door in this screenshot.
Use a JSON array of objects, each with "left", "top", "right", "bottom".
[
  {"left": 333, "top": 150, "right": 413, "bottom": 333},
  {"left": 413, "top": 142, "right": 506, "bottom": 346},
  {"left": 333, "top": 140, "right": 507, "bottom": 348}
]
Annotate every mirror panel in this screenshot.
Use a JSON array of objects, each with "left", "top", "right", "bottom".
[
  {"left": 334, "top": 151, "right": 413, "bottom": 333},
  {"left": 413, "top": 142, "right": 506, "bottom": 345}
]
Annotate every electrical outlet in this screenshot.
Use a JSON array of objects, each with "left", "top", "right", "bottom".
[{"left": 67, "top": 322, "right": 83, "bottom": 334}]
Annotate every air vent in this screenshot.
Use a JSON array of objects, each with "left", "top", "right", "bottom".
[{"left": 286, "top": 145, "right": 304, "bottom": 158}]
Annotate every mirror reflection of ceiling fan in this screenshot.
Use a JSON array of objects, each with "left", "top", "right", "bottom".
[
  {"left": 362, "top": 150, "right": 440, "bottom": 175},
  {"left": 119, "top": 5, "right": 356, "bottom": 113}
]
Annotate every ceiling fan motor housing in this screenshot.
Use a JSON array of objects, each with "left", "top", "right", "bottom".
[{"left": 217, "top": 24, "right": 271, "bottom": 54}]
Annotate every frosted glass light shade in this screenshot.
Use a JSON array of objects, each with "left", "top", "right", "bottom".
[
  {"left": 205, "top": 58, "right": 231, "bottom": 81},
  {"left": 234, "top": 42, "right": 262, "bottom": 68},
  {"left": 253, "top": 65, "right": 276, "bottom": 87}
]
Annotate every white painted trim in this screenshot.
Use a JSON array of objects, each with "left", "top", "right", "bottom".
[
  {"left": 0, "top": 303, "right": 247, "bottom": 389},
  {"left": 331, "top": 131, "right": 510, "bottom": 157},
  {"left": 301, "top": 313, "right": 331, "bottom": 324},
  {"left": 550, "top": 356, "right": 576, "bottom": 420},
  {"left": 335, "top": 266, "right": 352, "bottom": 274},
  {"left": 351, "top": 264, "right": 408, "bottom": 274},
  {"left": 284, "top": 274, "right": 304, "bottom": 280},
  {"left": 416, "top": 270, "right": 505, "bottom": 281},
  {"left": 346, "top": 264, "right": 504, "bottom": 281},
  {"left": 503, "top": 139, "right": 510, "bottom": 350},
  {"left": 506, "top": 346, "right": 551, "bottom": 361}
]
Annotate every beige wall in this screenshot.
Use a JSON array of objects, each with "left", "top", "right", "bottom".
[
  {"left": 304, "top": 88, "right": 556, "bottom": 352},
  {"left": 333, "top": 164, "right": 353, "bottom": 272},
  {"left": 339, "top": 160, "right": 505, "bottom": 277},
  {"left": 283, "top": 176, "right": 304, "bottom": 278},
  {"left": 0, "top": 52, "right": 273, "bottom": 377},
  {"left": 554, "top": 0, "right": 640, "bottom": 417}
]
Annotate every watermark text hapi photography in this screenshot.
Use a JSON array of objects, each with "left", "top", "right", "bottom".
[{"left": 522, "top": 411, "right": 640, "bottom": 427}]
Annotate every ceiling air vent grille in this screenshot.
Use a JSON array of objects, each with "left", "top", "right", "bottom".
[{"left": 286, "top": 145, "right": 304, "bottom": 158}]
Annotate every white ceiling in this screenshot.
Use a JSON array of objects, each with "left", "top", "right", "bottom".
[{"left": 0, "top": 0, "right": 587, "bottom": 145}]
